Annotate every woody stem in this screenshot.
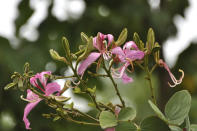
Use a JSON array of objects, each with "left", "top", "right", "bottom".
[{"left": 103, "top": 61, "right": 125, "bottom": 107}]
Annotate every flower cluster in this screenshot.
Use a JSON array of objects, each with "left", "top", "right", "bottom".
[
  {"left": 78, "top": 32, "right": 145, "bottom": 84},
  {"left": 5, "top": 28, "right": 186, "bottom": 130}
]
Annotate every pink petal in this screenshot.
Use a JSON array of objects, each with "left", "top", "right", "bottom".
[
  {"left": 122, "top": 73, "right": 133, "bottom": 84},
  {"left": 123, "top": 41, "right": 138, "bottom": 50},
  {"left": 23, "top": 100, "right": 41, "bottom": 129},
  {"left": 105, "top": 128, "right": 115, "bottom": 131},
  {"left": 112, "top": 47, "right": 125, "bottom": 62},
  {"left": 126, "top": 50, "right": 144, "bottom": 61},
  {"left": 38, "top": 71, "right": 51, "bottom": 88},
  {"left": 26, "top": 89, "right": 39, "bottom": 101},
  {"left": 30, "top": 71, "right": 51, "bottom": 88},
  {"left": 78, "top": 52, "right": 101, "bottom": 75},
  {"left": 93, "top": 33, "right": 104, "bottom": 52},
  {"left": 112, "top": 47, "right": 124, "bottom": 56},
  {"left": 107, "top": 34, "right": 114, "bottom": 46},
  {"left": 30, "top": 76, "right": 38, "bottom": 87},
  {"left": 45, "top": 82, "right": 61, "bottom": 96}
]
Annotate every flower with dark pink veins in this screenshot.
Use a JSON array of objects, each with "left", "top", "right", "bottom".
[
  {"left": 111, "top": 41, "right": 144, "bottom": 84},
  {"left": 23, "top": 71, "right": 61, "bottom": 129},
  {"left": 78, "top": 32, "right": 114, "bottom": 75},
  {"left": 158, "top": 59, "right": 184, "bottom": 87}
]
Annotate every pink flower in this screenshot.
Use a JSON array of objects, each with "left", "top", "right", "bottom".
[
  {"left": 158, "top": 59, "right": 184, "bottom": 87},
  {"left": 111, "top": 41, "right": 144, "bottom": 84},
  {"left": 78, "top": 33, "right": 114, "bottom": 75},
  {"left": 23, "top": 71, "right": 61, "bottom": 130}
]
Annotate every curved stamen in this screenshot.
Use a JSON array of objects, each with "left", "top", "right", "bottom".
[
  {"left": 72, "top": 79, "right": 81, "bottom": 86},
  {"left": 111, "top": 65, "right": 126, "bottom": 78},
  {"left": 159, "top": 59, "right": 184, "bottom": 88},
  {"left": 125, "top": 58, "right": 134, "bottom": 73},
  {"left": 20, "top": 95, "right": 38, "bottom": 103},
  {"left": 168, "top": 69, "right": 184, "bottom": 87}
]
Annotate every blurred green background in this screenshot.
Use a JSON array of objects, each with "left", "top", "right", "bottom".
[{"left": 1, "top": 0, "right": 197, "bottom": 130}]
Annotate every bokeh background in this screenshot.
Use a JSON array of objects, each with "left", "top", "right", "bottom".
[{"left": 1, "top": 0, "right": 197, "bottom": 130}]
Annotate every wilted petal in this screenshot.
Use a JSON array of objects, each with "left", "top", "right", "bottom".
[
  {"left": 122, "top": 73, "right": 133, "bottom": 84},
  {"left": 23, "top": 99, "right": 41, "bottom": 130},
  {"left": 123, "top": 41, "right": 138, "bottom": 50},
  {"left": 115, "top": 106, "right": 121, "bottom": 116},
  {"left": 126, "top": 50, "right": 144, "bottom": 61},
  {"left": 45, "top": 82, "right": 61, "bottom": 96},
  {"left": 78, "top": 52, "right": 101, "bottom": 75}
]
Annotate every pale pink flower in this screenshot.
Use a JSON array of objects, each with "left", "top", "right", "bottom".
[
  {"left": 78, "top": 33, "right": 114, "bottom": 75},
  {"left": 111, "top": 41, "right": 144, "bottom": 83},
  {"left": 23, "top": 71, "right": 61, "bottom": 129},
  {"left": 158, "top": 59, "right": 184, "bottom": 87}
]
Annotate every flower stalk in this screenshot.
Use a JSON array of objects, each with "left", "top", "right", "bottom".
[{"left": 103, "top": 60, "right": 126, "bottom": 107}]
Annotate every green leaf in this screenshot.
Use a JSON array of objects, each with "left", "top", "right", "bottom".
[
  {"left": 191, "top": 124, "right": 197, "bottom": 131},
  {"left": 146, "top": 28, "right": 155, "bottom": 52},
  {"left": 115, "top": 121, "right": 137, "bottom": 131},
  {"left": 81, "top": 32, "right": 89, "bottom": 43},
  {"left": 169, "top": 125, "right": 182, "bottom": 131},
  {"left": 185, "top": 116, "right": 190, "bottom": 131},
  {"left": 116, "top": 28, "right": 128, "bottom": 46},
  {"left": 148, "top": 100, "right": 167, "bottom": 122},
  {"left": 118, "top": 107, "right": 136, "bottom": 121},
  {"left": 99, "top": 111, "right": 118, "bottom": 129},
  {"left": 4, "top": 83, "right": 17, "bottom": 90},
  {"left": 140, "top": 116, "right": 170, "bottom": 131},
  {"left": 165, "top": 90, "right": 191, "bottom": 125}
]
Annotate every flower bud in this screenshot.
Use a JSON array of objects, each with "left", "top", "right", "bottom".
[
  {"left": 115, "top": 28, "right": 128, "bottom": 46},
  {"left": 49, "top": 49, "right": 68, "bottom": 64}
]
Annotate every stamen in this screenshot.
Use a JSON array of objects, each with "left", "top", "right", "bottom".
[
  {"left": 168, "top": 69, "right": 184, "bottom": 87},
  {"left": 159, "top": 59, "right": 184, "bottom": 88},
  {"left": 111, "top": 66, "right": 126, "bottom": 78},
  {"left": 20, "top": 95, "right": 38, "bottom": 103},
  {"left": 125, "top": 58, "right": 134, "bottom": 73},
  {"left": 66, "top": 79, "right": 79, "bottom": 88}
]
